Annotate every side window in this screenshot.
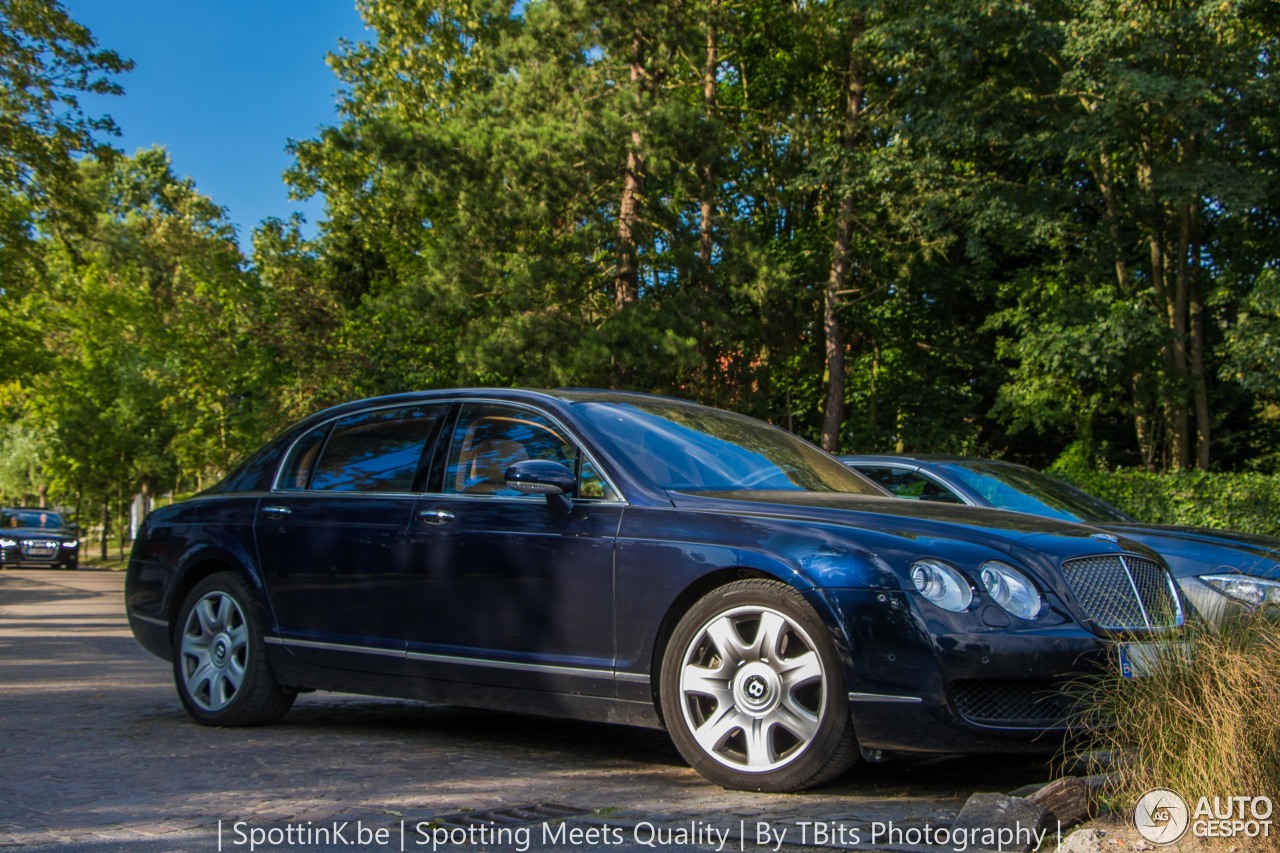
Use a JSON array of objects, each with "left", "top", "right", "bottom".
[
  {"left": 577, "top": 458, "right": 615, "bottom": 500},
  {"left": 308, "top": 406, "right": 444, "bottom": 493},
  {"left": 444, "top": 403, "right": 616, "bottom": 500},
  {"left": 278, "top": 425, "right": 330, "bottom": 490},
  {"left": 862, "top": 467, "right": 963, "bottom": 504}
]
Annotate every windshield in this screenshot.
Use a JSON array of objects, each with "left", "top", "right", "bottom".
[
  {"left": 2, "top": 510, "right": 67, "bottom": 530},
  {"left": 941, "top": 462, "right": 1132, "bottom": 523},
  {"left": 575, "top": 401, "right": 882, "bottom": 495}
]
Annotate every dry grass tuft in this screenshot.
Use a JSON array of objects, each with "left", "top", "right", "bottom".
[{"left": 1067, "top": 612, "right": 1280, "bottom": 849}]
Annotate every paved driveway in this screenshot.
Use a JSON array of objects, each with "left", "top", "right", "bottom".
[{"left": 0, "top": 569, "right": 1054, "bottom": 852}]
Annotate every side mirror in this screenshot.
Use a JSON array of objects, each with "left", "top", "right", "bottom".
[{"left": 505, "top": 460, "right": 577, "bottom": 515}]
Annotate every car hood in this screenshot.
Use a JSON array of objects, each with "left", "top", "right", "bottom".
[
  {"left": 3, "top": 527, "right": 76, "bottom": 540},
  {"left": 670, "top": 490, "right": 1147, "bottom": 562},
  {"left": 1098, "top": 522, "right": 1280, "bottom": 580}
]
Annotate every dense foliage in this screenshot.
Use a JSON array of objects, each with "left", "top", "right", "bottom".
[
  {"left": 2, "top": 0, "right": 1279, "bottom": 540},
  {"left": 1066, "top": 470, "right": 1280, "bottom": 538}
]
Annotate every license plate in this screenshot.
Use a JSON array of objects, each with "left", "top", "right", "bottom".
[
  {"left": 1118, "top": 642, "right": 1191, "bottom": 678},
  {"left": 24, "top": 546, "right": 55, "bottom": 558}
]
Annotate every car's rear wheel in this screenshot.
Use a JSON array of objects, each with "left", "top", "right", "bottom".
[
  {"left": 173, "top": 572, "right": 295, "bottom": 726},
  {"left": 659, "top": 578, "right": 859, "bottom": 791}
]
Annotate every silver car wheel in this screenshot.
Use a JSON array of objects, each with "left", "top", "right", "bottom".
[
  {"left": 677, "top": 604, "right": 826, "bottom": 772},
  {"left": 178, "top": 590, "right": 249, "bottom": 713}
]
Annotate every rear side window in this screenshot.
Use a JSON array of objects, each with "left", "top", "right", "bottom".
[
  {"left": 858, "top": 467, "right": 963, "bottom": 504},
  {"left": 297, "top": 406, "right": 445, "bottom": 493},
  {"left": 278, "top": 426, "right": 330, "bottom": 490}
]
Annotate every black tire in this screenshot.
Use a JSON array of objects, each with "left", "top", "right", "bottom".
[
  {"left": 172, "top": 572, "right": 295, "bottom": 726},
  {"left": 659, "top": 578, "right": 859, "bottom": 792}
]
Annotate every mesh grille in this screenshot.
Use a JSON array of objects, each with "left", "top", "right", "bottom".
[
  {"left": 952, "top": 679, "right": 1078, "bottom": 727},
  {"left": 1125, "top": 555, "right": 1180, "bottom": 623},
  {"left": 1062, "top": 554, "right": 1179, "bottom": 630}
]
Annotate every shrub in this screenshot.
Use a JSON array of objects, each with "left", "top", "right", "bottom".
[{"left": 1064, "top": 470, "right": 1280, "bottom": 538}]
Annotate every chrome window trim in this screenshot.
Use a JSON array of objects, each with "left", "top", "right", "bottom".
[{"left": 268, "top": 397, "right": 628, "bottom": 506}]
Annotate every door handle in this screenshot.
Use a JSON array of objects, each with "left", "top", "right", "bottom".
[
  {"left": 417, "top": 509, "right": 455, "bottom": 524},
  {"left": 261, "top": 505, "right": 292, "bottom": 517}
]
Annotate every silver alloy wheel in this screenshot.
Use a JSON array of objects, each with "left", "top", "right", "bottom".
[
  {"left": 677, "top": 604, "right": 826, "bottom": 772},
  {"left": 178, "top": 590, "right": 249, "bottom": 712}
]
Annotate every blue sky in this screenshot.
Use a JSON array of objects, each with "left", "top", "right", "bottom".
[{"left": 62, "top": 1, "right": 371, "bottom": 251}]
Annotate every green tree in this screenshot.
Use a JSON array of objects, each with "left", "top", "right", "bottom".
[{"left": 0, "top": 0, "right": 130, "bottom": 229}]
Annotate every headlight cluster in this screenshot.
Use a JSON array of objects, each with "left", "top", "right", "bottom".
[
  {"left": 910, "top": 558, "right": 1043, "bottom": 620},
  {"left": 61, "top": 540, "right": 78, "bottom": 548},
  {"left": 980, "top": 561, "right": 1043, "bottom": 620},
  {"left": 911, "top": 560, "right": 972, "bottom": 611},
  {"left": 0, "top": 537, "right": 15, "bottom": 548},
  {"left": 1201, "top": 574, "right": 1280, "bottom": 608}
]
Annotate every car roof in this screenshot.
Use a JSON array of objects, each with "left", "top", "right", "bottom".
[
  {"left": 840, "top": 454, "right": 1029, "bottom": 469},
  {"left": 299, "top": 387, "right": 703, "bottom": 419}
]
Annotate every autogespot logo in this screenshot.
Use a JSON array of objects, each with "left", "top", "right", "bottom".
[{"left": 1134, "top": 789, "right": 1190, "bottom": 845}]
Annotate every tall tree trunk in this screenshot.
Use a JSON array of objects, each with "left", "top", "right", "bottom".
[
  {"left": 697, "top": 2, "right": 719, "bottom": 390},
  {"left": 1138, "top": 148, "right": 1189, "bottom": 471},
  {"left": 1171, "top": 204, "right": 1192, "bottom": 471},
  {"left": 1133, "top": 374, "right": 1158, "bottom": 471},
  {"left": 820, "top": 26, "right": 865, "bottom": 453},
  {"left": 1153, "top": 230, "right": 1191, "bottom": 470},
  {"left": 699, "top": 3, "right": 717, "bottom": 270},
  {"left": 822, "top": 193, "right": 854, "bottom": 453},
  {"left": 1185, "top": 204, "right": 1210, "bottom": 468},
  {"left": 99, "top": 497, "right": 109, "bottom": 562},
  {"left": 615, "top": 30, "right": 647, "bottom": 314},
  {"left": 1095, "top": 149, "right": 1130, "bottom": 293}
]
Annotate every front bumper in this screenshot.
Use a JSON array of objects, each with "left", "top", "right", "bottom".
[
  {"left": 0, "top": 544, "right": 79, "bottom": 569},
  {"left": 824, "top": 589, "right": 1121, "bottom": 754}
]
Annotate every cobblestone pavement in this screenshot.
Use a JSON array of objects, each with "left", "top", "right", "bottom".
[{"left": 0, "top": 569, "right": 1060, "bottom": 852}]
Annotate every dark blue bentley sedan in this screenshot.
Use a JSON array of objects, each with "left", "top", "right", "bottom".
[{"left": 127, "top": 389, "right": 1184, "bottom": 791}]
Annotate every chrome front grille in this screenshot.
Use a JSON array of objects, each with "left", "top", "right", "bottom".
[{"left": 1062, "top": 554, "right": 1181, "bottom": 630}]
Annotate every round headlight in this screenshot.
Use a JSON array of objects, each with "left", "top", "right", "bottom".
[
  {"left": 1202, "top": 574, "right": 1280, "bottom": 608},
  {"left": 910, "top": 560, "right": 973, "bottom": 612},
  {"left": 980, "top": 561, "right": 1043, "bottom": 620}
]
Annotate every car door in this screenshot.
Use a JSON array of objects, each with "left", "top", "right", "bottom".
[
  {"left": 404, "top": 400, "right": 624, "bottom": 697},
  {"left": 254, "top": 403, "right": 448, "bottom": 673}
]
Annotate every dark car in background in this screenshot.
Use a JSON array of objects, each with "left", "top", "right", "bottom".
[
  {"left": 127, "top": 390, "right": 1183, "bottom": 792},
  {"left": 0, "top": 508, "right": 80, "bottom": 569},
  {"left": 842, "top": 455, "right": 1280, "bottom": 623}
]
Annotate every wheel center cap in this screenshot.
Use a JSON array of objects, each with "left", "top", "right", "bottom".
[
  {"left": 212, "top": 636, "right": 230, "bottom": 668},
  {"left": 733, "top": 663, "right": 781, "bottom": 714}
]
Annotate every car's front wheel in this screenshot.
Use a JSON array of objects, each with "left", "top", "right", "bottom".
[
  {"left": 659, "top": 579, "right": 859, "bottom": 791},
  {"left": 173, "top": 572, "right": 295, "bottom": 726}
]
